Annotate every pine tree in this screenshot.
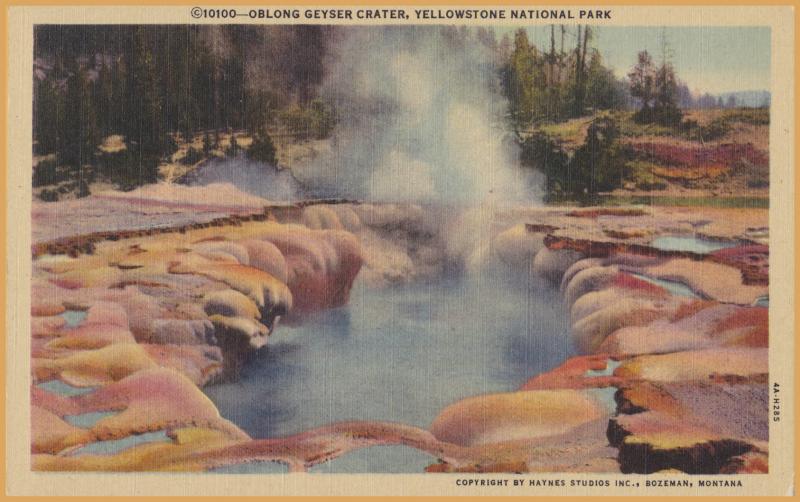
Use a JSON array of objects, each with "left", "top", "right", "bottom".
[
  {"left": 61, "top": 65, "right": 99, "bottom": 172},
  {"left": 172, "top": 26, "right": 194, "bottom": 141},
  {"left": 247, "top": 132, "right": 277, "bottom": 165},
  {"left": 571, "top": 26, "right": 591, "bottom": 117},
  {"left": 586, "top": 50, "right": 624, "bottom": 110},
  {"left": 503, "top": 29, "right": 536, "bottom": 132},
  {"left": 109, "top": 55, "right": 128, "bottom": 134},
  {"left": 94, "top": 57, "right": 114, "bottom": 136},
  {"left": 191, "top": 40, "right": 217, "bottom": 132},
  {"left": 628, "top": 50, "right": 656, "bottom": 121},
  {"left": 125, "top": 27, "right": 167, "bottom": 185},
  {"left": 245, "top": 91, "right": 276, "bottom": 137},
  {"left": 653, "top": 62, "right": 682, "bottom": 125},
  {"left": 33, "top": 74, "right": 63, "bottom": 154}
]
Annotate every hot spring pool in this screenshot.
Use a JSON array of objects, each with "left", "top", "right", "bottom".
[
  {"left": 203, "top": 270, "right": 573, "bottom": 448},
  {"left": 650, "top": 235, "right": 740, "bottom": 254}
]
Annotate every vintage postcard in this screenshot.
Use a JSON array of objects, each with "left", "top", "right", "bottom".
[{"left": 4, "top": 3, "right": 795, "bottom": 497}]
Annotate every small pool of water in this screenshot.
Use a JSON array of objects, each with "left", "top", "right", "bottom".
[
  {"left": 581, "top": 360, "right": 621, "bottom": 414},
  {"left": 204, "top": 270, "right": 573, "bottom": 444},
  {"left": 64, "top": 411, "right": 118, "bottom": 428},
  {"left": 68, "top": 430, "right": 171, "bottom": 456},
  {"left": 753, "top": 295, "right": 769, "bottom": 308},
  {"left": 61, "top": 310, "right": 87, "bottom": 328},
  {"left": 36, "top": 380, "right": 96, "bottom": 397},
  {"left": 585, "top": 387, "right": 618, "bottom": 414},
  {"left": 651, "top": 235, "right": 740, "bottom": 254},
  {"left": 631, "top": 273, "right": 699, "bottom": 299}
]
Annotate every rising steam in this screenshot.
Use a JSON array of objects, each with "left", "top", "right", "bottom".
[{"left": 298, "top": 26, "right": 543, "bottom": 205}]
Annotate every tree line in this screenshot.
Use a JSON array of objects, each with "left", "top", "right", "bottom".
[
  {"left": 501, "top": 26, "right": 731, "bottom": 131},
  {"left": 33, "top": 25, "right": 334, "bottom": 190},
  {"left": 500, "top": 27, "right": 628, "bottom": 133}
]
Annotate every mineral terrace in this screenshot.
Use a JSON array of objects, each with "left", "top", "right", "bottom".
[{"left": 30, "top": 185, "right": 769, "bottom": 474}]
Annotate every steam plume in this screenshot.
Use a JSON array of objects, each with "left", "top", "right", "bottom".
[{"left": 299, "top": 26, "right": 543, "bottom": 205}]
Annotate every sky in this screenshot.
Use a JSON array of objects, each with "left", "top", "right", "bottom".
[{"left": 515, "top": 26, "right": 770, "bottom": 95}]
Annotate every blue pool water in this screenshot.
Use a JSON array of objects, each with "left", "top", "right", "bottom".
[
  {"left": 36, "top": 380, "right": 96, "bottom": 397},
  {"left": 204, "top": 271, "right": 573, "bottom": 449},
  {"left": 631, "top": 273, "right": 700, "bottom": 299},
  {"left": 61, "top": 310, "right": 88, "bottom": 328},
  {"left": 650, "top": 236, "right": 740, "bottom": 254},
  {"left": 68, "top": 430, "right": 171, "bottom": 456},
  {"left": 63, "top": 411, "right": 118, "bottom": 428},
  {"left": 753, "top": 295, "right": 769, "bottom": 308}
]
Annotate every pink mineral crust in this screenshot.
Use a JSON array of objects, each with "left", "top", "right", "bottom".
[
  {"left": 31, "top": 405, "right": 93, "bottom": 454},
  {"left": 45, "top": 324, "right": 136, "bottom": 351},
  {"left": 30, "top": 337, "right": 52, "bottom": 358},
  {"left": 709, "top": 244, "right": 769, "bottom": 285},
  {"left": 520, "top": 354, "right": 622, "bottom": 391},
  {"left": 32, "top": 183, "right": 271, "bottom": 243},
  {"left": 711, "top": 306, "right": 769, "bottom": 347},
  {"left": 31, "top": 315, "right": 66, "bottom": 337},
  {"left": 611, "top": 272, "right": 669, "bottom": 297},
  {"left": 71, "top": 368, "right": 247, "bottom": 441},
  {"left": 597, "top": 302, "right": 765, "bottom": 356},
  {"left": 710, "top": 244, "right": 769, "bottom": 259},
  {"left": 263, "top": 229, "right": 362, "bottom": 312},
  {"left": 31, "top": 386, "right": 80, "bottom": 417},
  {"left": 27, "top": 201, "right": 771, "bottom": 474},
  {"left": 239, "top": 239, "right": 288, "bottom": 283},
  {"left": 83, "top": 301, "right": 130, "bottom": 328},
  {"left": 141, "top": 344, "right": 223, "bottom": 386},
  {"left": 31, "top": 304, "right": 67, "bottom": 317},
  {"left": 430, "top": 389, "right": 607, "bottom": 447},
  {"left": 32, "top": 343, "right": 159, "bottom": 387}
]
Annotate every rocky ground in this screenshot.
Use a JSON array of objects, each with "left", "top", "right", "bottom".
[{"left": 30, "top": 186, "right": 768, "bottom": 474}]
